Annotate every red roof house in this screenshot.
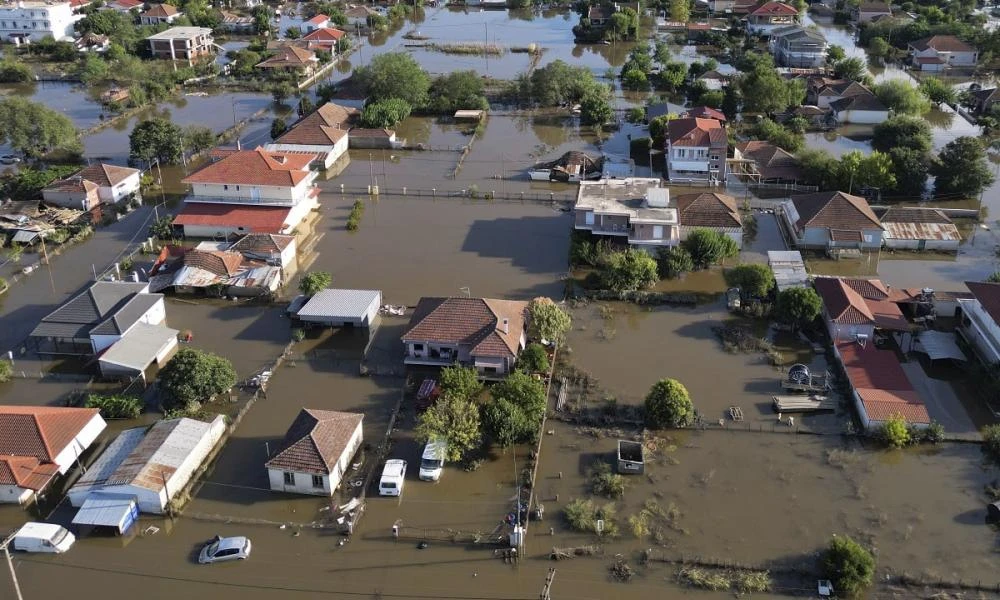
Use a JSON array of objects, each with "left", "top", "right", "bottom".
[{"left": 835, "top": 341, "right": 930, "bottom": 428}]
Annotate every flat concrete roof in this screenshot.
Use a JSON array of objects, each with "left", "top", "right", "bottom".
[{"left": 576, "top": 178, "right": 677, "bottom": 224}]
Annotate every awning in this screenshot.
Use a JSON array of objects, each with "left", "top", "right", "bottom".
[
  {"left": 914, "top": 330, "right": 967, "bottom": 362},
  {"left": 73, "top": 494, "right": 139, "bottom": 534}
]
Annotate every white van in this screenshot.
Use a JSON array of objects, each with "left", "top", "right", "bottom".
[
  {"left": 378, "top": 459, "right": 407, "bottom": 496},
  {"left": 13, "top": 523, "right": 75, "bottom": 553},
  {"left": 418, "top": 439, "right": 447, "bottom": 482}
]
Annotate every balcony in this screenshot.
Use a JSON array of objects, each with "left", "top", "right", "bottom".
[{"left": 669, "top": 160, "right": 710, "bottom": 172}]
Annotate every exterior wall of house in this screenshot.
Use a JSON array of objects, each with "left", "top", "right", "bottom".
[
  {"left": 140, "top": 12, "right": 180, "bottom": 24},
  {"left": 42, "top": 188, "right": 100, "bottom": 211},
  {"left": 0, "top": 484, "right": 33, "bottom": 504},
  {"left": 794, "top": 226, "right": 882, "bottom": 249},
  {"left": 51, "top": 414, "right": 107, "bottom": 474},
  {"left": 588, "top": 213, "right": 631, "bottom": 235},
  {"left": 827, "top": 320, "right": 875, "bottom": 343},
  {"left": 348, "top": 133, "right": 397, "bottom": 149},
  {"left": 190, "top": 176, "right": 316, "bottom": 205},
  {"left": 0, "top": 2, "right": 79, "bottom": 42},
  {"left": 279, "top": 239, "right": 298, "bottom": 268},
  {"left": 631, "top": 222, "right": 679, "bottom": 245},
  {"left": 815, "top": 91, "right": 839, "bottom": 109},
  {"left": 883, "top": 237, "right": 960, "bottom": 252},
  {"left": 746, "top": 15, "right": 796, "bottom": 34},
  {"left": 149, "top": 35, "right": 213, "bottom": 60},
  {"left": 957, "top": 299, "right": 1000, "bottom": 365},
  {"left": 775, "top": 46, "right": 826, "bottom": 67},
  {"left": 679, "top": 225, "right": 743, "bottom": 247},
  {"left": 835, "top": 109, "right": 889, "bottom": 124},
  {"left": 404, "top": 341, "right": 461, "bottom": 365},
  {"left": 99, "top": 172, "right": 141, "bottom": 203},
  {"left": 268, "top": 422, "right": 362, "bottom": 496}
]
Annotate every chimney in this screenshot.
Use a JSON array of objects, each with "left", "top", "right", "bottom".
[{"left": 501, "top": 318, "right": 509, "bottom": 334}]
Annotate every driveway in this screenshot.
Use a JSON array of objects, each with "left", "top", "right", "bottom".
[{"left": 900, "top": 360, "right": 977, "bottom": 434}]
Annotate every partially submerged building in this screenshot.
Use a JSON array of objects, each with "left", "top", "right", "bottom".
[
  {"left": 876, "top": 207, "right": 960, "bottom": 252},
  {"left": 834, "top": 339, "right": 929, "bottom": 430},
  {"left": 767, "top": 250, "right": 808, "bottom": 292},
  {"left": 292, "top": 289, "right": 382, "bottom": 328},
  {"left": 574, "top": 178, "right": 679, "bottom": 249},
  {"left": 265, "top": 409, "right": 364, "bottom": 496}
]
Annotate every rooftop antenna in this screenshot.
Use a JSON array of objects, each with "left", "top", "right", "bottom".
[{"left": 459, "top": 287, "right": 471, "bottom": 298}]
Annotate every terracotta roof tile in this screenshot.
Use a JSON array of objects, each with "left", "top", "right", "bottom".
[
  {"left": 674, "top": 192, "right": 742, "bottom": 228},
  {"left": 735, "top": 140, "right": 802, "bottom": 181},
  {"left": 747, "top": 1, "right": 799, "bottom": 16},
  {"left": 855, "top": 389, "right": 929, "bottom": 423},
  {"left": 684, "top": 106, "right": 727, "bottom": 121},
  {"left": 266, "top": 409, "right": 363, "bottom": 474},
  {"left": 257, "top": 44, "right": 319, "bottom": 68},
  {"left": 182, "top": 249, "right": 244, "bottom": 276},
  {"left": 142, "top": 3, "right": 180, "bottom": 17},
  {"left": 815, "top": 277, "right": 874, "bottom": 324},
  {"left": 0, "top": 406, "right": 100, "bottom": 462},
  {"left": 910, "top": 35, "right": 975, "bottom": 53},
  {"left": 228, "top": 233, "right": 295, "bottom": 254},
  {"left": 0, "top": 456, "right": 60, "bottom": 490},
  {"left": 304, "top": 13, "right": 329, "bottom": 25},
  {"left": 667, "top": 117, "right": 726, "bottom": 147},
  {"left": 182, "top": 147, "right": 316, "bottom": 187},
  {"left": 301, "top": 27, "right": 345, "bottom": 41},
  {"left": 71, "top": 163, "right": 139, "bottom": 188},
  {"left": 791, "top": 191, "right": 882, "bottom": 232},
  {"left": 403, "top": 297, "right": 527, "bottom": 360},
  {"left": 173, "top": 203, "right": 292, "bottom": 234}
]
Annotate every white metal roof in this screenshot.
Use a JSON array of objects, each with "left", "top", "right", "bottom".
[
  {"left": 98, "top": 323, "right": 179, "bottom": 372},
  {"left": 69, "top": 426, "right": 147, "bottom": 495},
  {"left": 297, "top": 289, "right": 381, "bottom": 320},
  {"left": 768, "top": 250, "right": 809, "bottom": 292},
  {"left": 105, "top": 416, "right": 221, "bottom": 492},
  {"left": 15, "top": 522, "right": 64, "bottom": 539},
  {"left": 72, "top": 494, "right": 137, "bottom": 529},
  {"left": 914, "top": 330, "right": 967, "bottom": 362},
  {"left": 147, "top": 26, "right": 212, "bottom": 40}
]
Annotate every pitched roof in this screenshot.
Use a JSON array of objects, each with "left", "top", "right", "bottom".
[
  {"left": 965, "top": 281, "right": 1000, "bottom": 327},
  {"left": 73, "top": 163, "right": 139, "bottom": 188},
  {"left": 43, "top": 175, "right": 99, "bottom": 195},
  {"left": 674, "top": 192, "right": 742, "bottom": 228},
  {"left": 257, "top": 45, "right": 319, "bottom": 68},
  {"left": 856, "top": 1, "right": 891, "bottom": 12},
  {"left": 588, "top": 5, "right": 610, "bottom": 19},
  {"left": 266, "top": 409, "right": 363, "bottom": 474},
  {"left": 666, "top": 117, "right": 727, "bottom": 147},
  {"left": 0, "top": 456, "right": 59, "bottom": 490},
  {"left": 910, "top": 35, "right": 975, "bottom": 53},
  {"left": 228, "top": 233, "right": 295, "bottom": 254},
  {"left": 104, "top": 416, "right": 222, "bottom": 492},
  {"left": 735, "top": 140, "right": 802, "bottom": 181},
  {"left": 111, "top": 0, "right": 143, "bottom": 7},
  {"left": 142, "top": 3, "right": 180, "bottom": 17},
  {"left": 173, "top": 203, "right": 292, "bottom": 234},
  {"left": 344, "top": 5, "right": 378, "bottom": 17},
  {"left": 183, "top": 249, "right": 244, "bottom": 277},
  {"left": 276, "top": 103, "right": 357, "bottom": 146},
  {"left": 403, "top": 297, "right": 528, "bottom": 359},
  {"left": 747, "top": 1, "right": 799, "bottom": 16},
  {"left": 301, "top": 27, "right": 345, "bottom": 41},
  {"left": 970, "top": 87, "right": 1000, "bottom": 103},
  {"left": 790, "top": 191, "right": 882, "bottom": 231},
  {"left": 30, "top": 281, "right": 153, "bottom": 339},
  {"left": 182, "top": 147, "right": 316, "bottom": 187},
  {"left": 0, "top": 406, "right": 100, "bottom": 462},
  {"left": 836, "top": 341, "right": 930, "bottom": 424},
  {"left": 829, "top": 90, "right": 887, "bottom": 112},
  {"left": 684, "top": 106, "right": 727, "bottom": 121},
  {"left": 878, "top": 206, "right": 953, "bottom": 225},
  {"left": 814, "top": 277, "right": 907, "bottom": 329},
  {"left": 90, "top": 293, "right": 164, "bottom": 335},
  {"left": 304, "top": 13, "right": 329, "bottom": 25}
]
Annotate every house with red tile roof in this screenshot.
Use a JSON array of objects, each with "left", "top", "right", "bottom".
[
  {"left": 403, "top": 297, "right": 529, "bottom": 378},
  {"left": 673, "top": 192, "right": 743, "bottom": 247},
  {"left": 733, "top": 140, "right": 803, "bottom": 184},
  {"left": 834, "top": 340, "right": 930, "bottom": 430},
  {"left": 781, "top": 191, "right": 883, "bottom": 250},
  {"left": 851, "top": 1, "right": 891, "bottom": 23},
  {"left": 908, "top": 35, "right": 977, "bottom": 71},
  {"left": 0, "top": 406, "right": 106, "bottom": 504},
  {"left": 42, "top": 163, "right": 141, "bottom": 210},
  {"left": 813, "top": 277, "right": 911, "bottom": 347},
  {"left": 140, "top": 2, "right": 182, "bottom": 25},
  {"left": 175, "top": 147, "right": 319, "bottom": 238},
  {"left": 256, "top": 44, "right": 320, "bottom": 78},
  {"left": 265, "top": 103, "right": 356, "bottom": 169},
  {"left": 103, "top": 0, "right": 142, "bottom": 12},
  {"left": 665, "top": 117, "right": 728, "bottom": 183},
  {"left": 683, "top": 106, "right": 727, "bottom": 121},
  {"left": 303, "top": 13, "right": 330, "bottom": 31},
  {"left": 299, "top": 27, "right": 346, "bottom": 53},
  {"left": 266, "top": 409, "right": 364, "bottom": 496},
  {"left": 744, "top": 0, "right": 799, "bottom": 34},
  {"left": 958, "top": 281, "right": 1000, "bottom": 365}
]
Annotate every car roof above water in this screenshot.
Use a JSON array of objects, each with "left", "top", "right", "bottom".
[
  {"left": 382, "top": 459, "right": 406, "bottom": 477},
  {"left": 216, "top": 536, "right": 248, "bottom": 551}
]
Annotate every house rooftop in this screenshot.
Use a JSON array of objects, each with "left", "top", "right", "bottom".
[
  {"left": 674, "top": 192, "right": 741, "bottom": 228},
  {"left": 146, "top": 26, "right": 212, "bottom": 40},
  {"left": 182, "top": 147, "right": 316, "bottom": 187},
  {"left": 829, "top": 90, "right": 887, "bottom": 112},
  {"left": 403, "top": 297, "right": 528, "bottom": 359},
  {"left": 44, "top": 163, "right": 138, "bottom": 194},
  {"left": 257, "top": 45, "right": 319, "bottom": 68},
  {"left": 0, "top": 406, "right": 101, "bottom": 463},
  {"left": 666, "top": 117, "right": 727, "bottom": 147},
  {"left": 909, "top": 35, "right": 975, "bottom": 53},
  {"left": 29, "top": 281, "right": 155, "bottom": 339},
  {"left": 276, "top": 103, "right": 357, "bottom": 146},
  {"left": 142, "top": 3, "right": 180, "bottom": 17},
  {"left": 836, "top": 341, "right": 930, "bottom": 424},
  {"left": 576, "top": 178, "right": 678, "bottom": 223},
  {"left": 304, "top": 13, "right": 329, "bottom": 25},
  {"left": 301, "top": 27, "right": 345, "bottom": 41},
  {"left": 789, "top": 190, "right": 882, "bottom": 232},
  {"left": 856, "top": 1, "right": 891, "bottom": 11},
  {"left": 297, "top": 289, "right": 381, "bottom": 321},
  {"left": 965, "top": 281, "right": 1000, "bottom": 328},
  {"left": 684, "top": 106, "right": 727, "bottom": 121},
  {"left": 228, "top": 232, "right": 295, "bottom": 255},
  {"left": 97, "top": 323, "right": 179, "bottom": 373},
  {"left": 747, "top": 0, "right": 799, "bottom": 16},
  {"left": 173, "top": 203, "right": 292, "bottom": 234},
  {"left": 266, "top": 409, "right": 364, "bottom": 474},
  {"left": 814, "top": 277, "right": 908, "bottom": 330},
  {"left": 876, "top": 207, "right": 961, "bottom": 242},
  {"left": 735, "top": 140, "right": 802, "bottom": 181},
  {"left": 104, "top": 416, "right": 223, "bottom": 493}
]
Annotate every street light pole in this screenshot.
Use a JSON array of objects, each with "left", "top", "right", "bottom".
[{"left": 2, "top": 533, "right": 24, "bottom": 600}]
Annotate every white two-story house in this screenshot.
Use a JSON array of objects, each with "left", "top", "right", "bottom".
[
  {"left": 665, "top": 117, "right": 728, "bottom": 183},
  {"left": 744, "top": 0, "right": 799, "bottom": 34},
  {"left": 908, "top": 35, "right": 978, "bottom": 72},
  {"left": 768, "top": 25, "right": 828, "bottom": 68},
  {"left": 174, "top": 147, "right": 320, "bottom": 238},
  {"left": 574, "top": 178, "right": 680, "bottom": 249},
  {"left": 0, "top": 0, "right": 81, "bottom": 44}
]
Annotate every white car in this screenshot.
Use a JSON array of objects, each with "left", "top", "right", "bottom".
[
  {"left": 0, "top": 155, "right": 20, "bottom": 165},
  {"left": 379, "top": 459, "right": 407, "bottom": 496},
  {"left": 198, "top": 535, "right": 252, "bottom": 564}
]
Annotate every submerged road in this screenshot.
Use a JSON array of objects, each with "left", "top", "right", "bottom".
[{"left": 0, "top": 205, "right": 158, "bottom": 354}]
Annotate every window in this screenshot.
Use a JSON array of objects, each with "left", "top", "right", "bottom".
[
  {"left": 235, "top": 185, "right": 240, "bottom": 191},
  {"left": 653, "top": 225, "right": 664, "bottom": 239},
  {"left": 283, "top": 472, "right": 295, "bottom": 485},
  {"left": 223, "top": 185, "right": 229, "bottom": 190},
  {"left": 412, "top": 343, "right": 423, "bottom": 352},
  {"left": 585, "top": 212, "right": 594, "bottom": 226},
  {"left": 677, "top": 149, "right": 686, "bottom": 158},
  {"left": 312, "top": 475, "right": 324, "bottom": 488},
  {"left": 710, "top": 154, "right": 720, "bottom": 161}
]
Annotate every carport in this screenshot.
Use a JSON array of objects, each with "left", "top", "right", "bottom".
[
  {"left": 72, "top": 494, "right": 139, "bottom": 535},
  {"left": 295, "top": 289, "right": 382, "bottom": 328},
  {"left": 913, "top": 330, "right": 967, "bottom": 362}
]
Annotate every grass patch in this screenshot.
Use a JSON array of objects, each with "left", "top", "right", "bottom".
[
  {"left": 589, "top": 461, "right": 626, "bottom": 498},
  {"left": 629, "top": 499, "right": 686, "bottom": 539},
  {"left": 427, "top": 42, "right": 504, "bottom": 55},
  {"left": 346, "top": 199, "right": 365, "bottom": 231},
  {"left": 678, "top": 568, "right": 772, "bottom": 593},
  {"left": 563, "top": 498, "right": 619, "bottom": 537}
]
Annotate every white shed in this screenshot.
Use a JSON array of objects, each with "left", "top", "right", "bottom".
[
  {"left": 266, "top": 409, "right": 364, "bottom": 497},
  {"left": 72, "top": 416, "right": 226, "bottom": 514},
  {"left": 295, "top": 289, "right": 382, "bottom": 328},
  {"left": 98, "top": 323, "right": 179, "bottom": 382}
]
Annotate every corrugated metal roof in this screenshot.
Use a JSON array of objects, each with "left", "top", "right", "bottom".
[
  {"left": 98, "top": 323, "right": 179, "bottom": 372},
  {"left": 297, "top": 289, "right": 381, "bottom": 320},
  {"left": 70, "top": 427, "right": 147, "bottom": 495},
  {"left": 72, "top": 494, "right": 137, "bottom": 530},
  {"left": 882, "top": 221, "right": 961, "bottom": 242},
  {"left": 768, "top": 250, "right": 808, "bottom": 292},
  {"left": 105, "top": 417, "right": 219, "bottom": 492}
]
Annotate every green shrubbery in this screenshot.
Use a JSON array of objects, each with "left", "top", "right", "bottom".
[
  {"left": 84, "top": 394, "right": 143, "bottom": 419},
  {"left": 564, "top": 498, "right": 619, "bottom": 536},
  {"left": 346, "top": 199, "right": 365, "bottom": 231}
]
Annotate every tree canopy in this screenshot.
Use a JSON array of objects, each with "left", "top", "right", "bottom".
[
  {"left": 644, "top": 378, "right": 694, "bottom": 428},
  {"left": 799, "top": 149, "right": 896, "bottom": 193},
  {"left": 599, "top": 248, "right": 660, "bottom": 291},
  {"left": 129, "top": 118, "right": 183, "bottom": 165},
  {"left": 682, "top": 229, "right": 739, "bottom": 269},
  {"left": 874, "top": 80, "right": 931, "bottom": 115},
  {"left": 930, "top": 136, "right": 995, "bottom": 198},
  {"left": 527, "top": 297, "right": 572, "bottom": 343},
  {"left": 158, "top": 347, "right": 237, "bottom": 413},
  {"left": 439, "top": 364, "right": 483, "bottom": 401},
  {"left": 415, "top": 394, "right": 481, "bottom": 461},
  {"left": 774, "top": 287, "right": 822, "bottom": 329},
  {"left": 0, "top": 97, "right": 81, "bottom": 158},
  {"left": 354, "top": 53, "right": 431, "bottom": 107},
  {"left": 736, "top": 59, "right": 805, "bottom": 115},
  {"left": 821, "top": 535, "right": 875, "bottom": 597},
  {"left": 724, "top": 264, "right": 775, "bottom": 299},
  {"left": 426, "top": 70, "right": 489, "bottom": 113},
  {"left": 872, "top": 115, "right": 932, "bottom": 154},
  {"left": 298, "top": 271, "right": 332, "bottom": 296},
  {"left": 918, "top": 76, "right": 956, "bottom": 106},
  {"left": 359, "top": 98, "right": 412, "bottom": 128}
]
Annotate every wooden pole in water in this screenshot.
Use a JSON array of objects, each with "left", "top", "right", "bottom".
[
  {"left": 2, "top": 534, "right": 24, "bottom": 600},
  {"left": 539, "top": 567, "right": 555, "bottom": 600}
]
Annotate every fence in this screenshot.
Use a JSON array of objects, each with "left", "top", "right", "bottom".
[{"left": 325, "top": 185, "right": 577, "bottom": 204}]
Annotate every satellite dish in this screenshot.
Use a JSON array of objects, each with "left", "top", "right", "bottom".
[{"left": 788, "top": 364, "right": 810, "bottom": 384}]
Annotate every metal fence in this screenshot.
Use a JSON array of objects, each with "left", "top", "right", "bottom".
[{"left": 325, "top": 185, "right": 576, "bottom": 204}]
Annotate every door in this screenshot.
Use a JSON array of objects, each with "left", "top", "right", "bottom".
[
  {"left": 652, "top": 225, "right": 664, "bottom": 239},
  {"left": 918, "top": 239, "right": 926, "bottom": 251}
]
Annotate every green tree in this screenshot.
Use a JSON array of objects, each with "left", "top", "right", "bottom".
[
  {"left": 648, "top": 114, "right": 676, "bottom": 148},
  {"left": 415, "top": 394, "right": 481, "bottom": 461},
  {"left": 149, "top": 215, "right": 175, "bottom": 240},
  {"left": 658, "top": 61, "right": 687, "bottom": 91},
  {"left": 482, "top": 398, "right": 531, "bottom": 448},
  {"left": 656, "top": 246, "right": 694, "bottom": 279},
  {"left": 868, "top": 36, "right": 891, "bottom": 58},
  {"left": 826, "top": 45, "right": 846, "bottom": 62},
  {"left": 182, "top": 125, "right": 216, "bottom": 154},
  {"left": 0, "top": 97, "right": 81, "bottom": 158},
  {"left": 878, "top": 413, "right": 911, "bottom": 448},
  {"left": 831, "top": 57, "right": 867, "bottom": 81},
  {"left": 75, "top": 53, "right": 109, "bottom": 84},
  {"left": 298, "top": 96, "right": 315, "bottom": 117},
  {"left": 983, "top": 424, "right": 1000, "bottom": 462},
  {"left": 669, "top": 0, "right": 689, "bottom": 22},
  {"left": 129, "top": 118, "right": 183, "bottom": 164},
  {"left": 519, "top": 343, "right": 550, "bottom": 374},
  {"left": 918, "top": 76, "right": 956, "bottom": 107},
  {"left": 724, "top": 264, "right": 775, "bottom": 299},
  {"left": 0, "top": 58, "right": 32, "bottom": 83},
  {"left": 874, "top": 80, "right": 931, "bottom": 115},
  {"left": 0, "top": 360, "right": 11, "bottom": 383},
  {"left": 228, "top": 49, "right": 261, "bottom": 77},
  {"left": 427, "top": 70, "right": 488, "bottom": 113},
  {"left": 774, "top": 287, "right": 822, "bottom": 329},
  {"left": 0, "top": 165, "right": 79, "bottom": 201},
  {"left": 84, "top": 394, "right": 143, "bottom": 419},
  {"left": 749, "top": 118, "right": 803, "bottom": 152},
  {"left": 353, "top": 53, "right": 431, "bottom": 107},
  {"left": 930, "top": 136, "right": 995, "bottom": 198},
  {"left": 251, "top": 5, "right": 273, "bottom": 35},
  {"left": 285, "top": 25, "right": 302, "bottom": 39},
  {"left": 682, "top": 228, "right": 739, "bottom": 269},
  {"left": 271, "top": 82, "right": 295, "bottom": 104},
  {"left": 654, "top": 40, "right": 671, "bottom": 64},
  {"left": 439, "top": 364, "right": 483, "bottom": 401},
  {"left": 738, "top": 62, "right": 804, "bottom": 114},
  {"left": 644, "top": 378, "right": 694, "bottom": 428},
  {"left": 838, "top": 149, "right": 896, "bottom": 192},
  {"left": 527, "top": 297, "right": 572, "bottom": 343},
  {"left": 821, "top": 535, "right": 876, "bottom": 597},
  {"left": 270, "top": 117, "right": 287, "bottom": 140},
  {"left": 887, "top": 147, "right": 929, "bottom": 197},
  {"left": 599, "top": 248, "right": 659, "bottom": 291},
  {"left": 579, "top": 90, "right": 613, "bottom": 126},
  {"left": 298, "top": 271, "right": 332, "bottom": 296},
  {"left": 157, "top": 347, "right": 237, "bottom": 413},
  {"left": 872, "top": 115, "right": 932, "bottom": 154},
  {"left": 621, "top": 68, "right": 649, "bottom": 91},
  {"left": 493, "top": 369, "right": 547, "bottom": 425},
  {"left": 987, "top": 272, "right": 1000, "bottom": 283},
  {"left": 359, "top": 98, "right": 412, "bottom": 128},
  {"left": 697, "top": 90, "right": 725, "bottom": 109}
]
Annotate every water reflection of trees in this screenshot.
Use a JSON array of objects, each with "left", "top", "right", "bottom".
[
  {"left": 397, "top": 116, "right": 432, "bottom": 145},
  {"left": 531, "top": 116, "right": 575, "bottom": 147},
  {"left": 923, "top": 108, "right": 955, "bottom": 129},
  {"left": 508, "top": 8, "right": 535, "bottom": 21}
]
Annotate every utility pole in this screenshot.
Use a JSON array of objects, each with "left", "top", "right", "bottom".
[
  {"left": 39, "top": 236, "right": 55, "bottom": 296},
  {"left": 539, "top": 568, "right": 555, "bottom": 600},
  {"left": 369, "top": 152, "right": 375, "bottom": 190},
  {"left": 2, "top": 532, "right": 24, "bottom": 600},
  {"left": 484, "top": 22, "right": 489, "bottom": 77},
  {"left": 501, "top": 152, "right": 505, "bottom": 197}
]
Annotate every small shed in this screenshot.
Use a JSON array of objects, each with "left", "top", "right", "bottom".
[
  {"left": 877, "top": 207, "right": 961, "bottom": 252},
  {"left": 72, "top": 493, "right": 139, "bottom": 535},
  {"left": 768, "top": 250, "right": 808, "bottom": 292},
  {"left": 98, "top": 323, "right": 179, "bottom": 382},
  {"left": 296, "top": 289, "right": 382, "bottom": 328},
  {"left": 454, "top": 110, "right": 485, "bottom": 121}
]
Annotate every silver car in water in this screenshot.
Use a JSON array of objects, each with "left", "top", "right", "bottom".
[{"left": 198, "top": 535, "right": 252, "bottom": 564}]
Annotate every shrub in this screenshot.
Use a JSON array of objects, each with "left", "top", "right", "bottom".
[
  {"left": 682, "top": 228, "right": 739, "bottom": 269},
  {"left": 921, "top": 420, "right": 945, "bottom": 444},
  {"left": 644, "top": 378, "right": 694, "bottom": 428},
  {"left": 656, "top": 246, "right": 693, "bottom": 279},
  {"left": 416, "top": 394, "right": 482, "bottom": 461},
  {"left": 563, "top": 498, "right": 618, "bottom": 536},
  {"left": 821, "top": 535, "right": 875, "bottom": 597},
  {"left": 299, "top": 271, "right": 332, "bottom": 296},
  {"left": 84, "top": 394, "right": 143, "bottom": 419},
  {"left": 519, "top": 343, "right": 550, "bottom": 374},
  {"left": 527, "top": 297, "right": 572, "bottom": 343},
  {"left": 877, "top": 413, "right": 910, "bottom": 448},
  {"left": 157, "top": 347, "right": 237, "bottom": 413},
  {"left": 598, "top": 248, "right": 659, "bottom": 292},
  {"left": 0, "top": 360, "right": 11, "bottom": 383},
  {"left": 346, "top": 199, "right": 365, "bottom": 231},
  {"left": 589, "top": 461, "right": 626, "bottom": 498}
]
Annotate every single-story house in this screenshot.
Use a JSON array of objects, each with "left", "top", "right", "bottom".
[
  {"left": 67, "top": 416, "right": 226, "bottom": 514},
  {"left": 173, "top": 203, "right": 300, "bottom": 238},
  {"left": 344, "top": 5, "right": 379, "bottom": 28},
  {"left": 909, "top": 35, "right": 978, "bottom": 71},
  {"left": 266, "top": 103, "right": 356, "bottom": 169},
  {"left": 834, "top": 339, "right": 930, "bottom": 430},
  {"left": 876, "top": 207, "right": 960, "bottom": 252},
  {"left": 851, "top": 1, "right": 891, "bottom": 23},
  {"left": 103, "top": 0, "right": 142, "bottom": 12},
  {"left": 266, "top": 409, "right": 364, "bottom": 497},
  {"left": 303, "top": 13, "right": 330, "bottom": 31},
  {"left": 256, "top": 44, "right": 319, "bottom": 78},
  {"left": 403, "top": 297, "right": 528, "bottom": 378},
  {"left": 294, "top": 289, "right": 382, "bottom": 328},
  {"left": 348, "top": 127, "right": 401, "bottom": 150},
  {"left": 958, "top": 281, "right": 1000, "bottom": 366},
  {"left": 299, "top": 27, "right": 346, "bottom": 53},
  {"left": 42, "top": 163, "right": 141, "bottom": 210},
  {"left": 0, "top": 406, "right": 107, "bottom": 505},
  {"left": 97, "top": 322, "right": 179, "bottom": 382},
  {"left": 140, "top": 3, "right": 182, "bottom": 25},
  {"left": 829, "top": 90, "right": 888, "bottom": 124},
  {"left": 968, "top": 86, "right": 1000, "bottom": 116},
  {"left": 733, "top": 140, "right": 804, "bottom": 184},
  {"left": 219, "top": 11, "right": 255, "bottom": 33},
  {"left": 813, "top": 276, "right": 911, "bottom": 346},
  {"left": 673, "top": 192, "right": 743, "bottom": 247},
  {"left": 768, "top": 250, "right": 808, "bottom": 292},
  {"left": 782, "top": 191, "right": 884, "bottom": 250},
  {"left": 696, "top": 70, "right": 727, "bottom": 91},
  {"left": 744, "top": 0, "right": 799, "bottom": 35}
]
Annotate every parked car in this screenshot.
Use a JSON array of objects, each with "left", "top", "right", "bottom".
[
  {"left": 0, "top": 155, "right": 21, "bottom": 165},
  {"left": 418, "top": 439, "right": 447, "bottom": 482},
  {"left": 379, "top": 459, "right": 407, "bottom": 496},
  {"left": 12, "top": 523, "right": 75, "bottom": 553},
  {"left": 198, "top": 535, "right": 252, "bottom": 564}
]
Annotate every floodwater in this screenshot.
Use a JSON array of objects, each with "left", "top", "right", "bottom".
[{"left": 0, "top": 80, "right": 106, "bottom": 131}]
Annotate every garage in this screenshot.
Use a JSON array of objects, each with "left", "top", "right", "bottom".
[{"left": 294, "top": 289, "right": 382, "bottom": 328}]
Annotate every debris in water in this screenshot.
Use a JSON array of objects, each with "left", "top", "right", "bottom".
[
  {"left": 279, "top": 524, "right": 287, "bottom": 529},
  {"left": 417, "top": 541, "right": 429, "bottom": 549}
]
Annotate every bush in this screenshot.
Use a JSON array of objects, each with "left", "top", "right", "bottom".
[
  {"left": 724, "top": 263, "right": 775, "bottom": 300},
  {"left": 359, "top": 98, "right": 412, "bottom": 128},
  {"left": 157, "top": 348, "right": 236, "bottom": 413},
  {"left": 656, "top": 246, "right": 694, "bottom": 279},
  {"left": 299, "top": 271, "right": 332, "bottom": 296},
  {"left": 0, "top": 360, "right": 11, "bottom": 383},
  {"left": 774, "top": 287, "right": 822, "bottom": 329},
  {"left": 563, "top": 498, "right": 618, "bottom": 536},
  {"left": 149, "top": 215, "right": 175, "bottom": 240},
  {"left": 589, "top": 462, "right": 625, "bottom": 498},
  {"left": 346, "top": 199, "right": 365, "bottom": 231},
  {"left": 598, "top": 248, "right": 659, "bottom": 292},
  {"left": 877, "top": 413, "right": 910, "bottom": 448},
  {"left": 519, "top": 343, "right": 550, "bottom": 374},
  {"left": 983, "top": 424, "right": 1000, "bottom": 463},
  {"left": 644, "top": 378, "right": 694, "bottom": 428},
  {"left": 415, "top": 394, "right": 481, "bottom": 461},
  {"left": 821, "top": 535, "right": 875, "bottom": 597},
  {"left": 84, "top": 394, "right": 143, "bottom": 419},
  {"left": 439, "top": 365, "right": 483, "bottom": 401},
  {"left": 482, "top": 397, "right": 532, "bottom": 448},
  {"left": 527, "top": 297, "right": 572, "bottom": 343},
  {"left": 682, "top": 228, "right": 739, "bottom": 269}
]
